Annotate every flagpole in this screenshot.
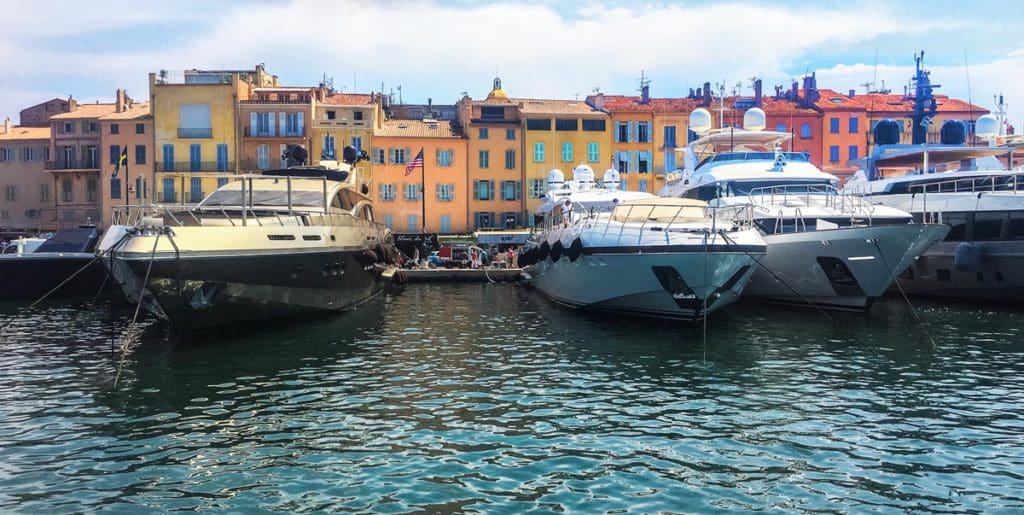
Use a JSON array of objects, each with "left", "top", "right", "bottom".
[
  {"left": 420, "top": 148, "right": 426, "bottom": 232},
  {"left": 124, "top": 148, "right": 129, "bottom": 209}
]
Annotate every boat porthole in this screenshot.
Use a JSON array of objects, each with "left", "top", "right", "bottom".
[
  {"left": 995, "top": 272, "right": 1004, "bottom": 282},
  {"left": 330, "top": 235, "right": 336, "bottom": 241},
  {"left": 976, "top": 272, "right": 984, "bottom": 282}
]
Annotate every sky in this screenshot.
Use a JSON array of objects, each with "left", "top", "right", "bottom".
[{"left": 2, "top": 0, "right": 1023, "bottom": 129}]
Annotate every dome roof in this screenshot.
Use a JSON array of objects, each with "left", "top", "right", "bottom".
[{"left": 486, "top": 77, "right": 509, "bottom": 101}]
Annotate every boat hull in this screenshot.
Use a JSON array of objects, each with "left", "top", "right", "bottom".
[
  {"left": 895, "top": 240, "right": 1024, "bottom": 301},
  {"left": 743, "top": 224, "right": 949, "bottom": 310},
  {"left": 0, "top": 254, "right": 106, "bottom": 300},
  {"left": 527, "top": 249, "right": 761, "bottom": 321},
  {"left": 110, "top": 248, "right": 387, "bottom": 331}
]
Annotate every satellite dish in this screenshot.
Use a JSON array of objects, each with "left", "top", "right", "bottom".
[
  {"left": 689, "top": 108, "right": 712, "bottom": 135},
  {"left": 743, "top": 107, "right": 766, "bottom": 131},
  {"left": 975, "top": 114, "right": 1000, "bottom": 139}
]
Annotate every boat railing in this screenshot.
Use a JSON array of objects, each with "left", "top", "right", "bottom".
[
  {"left": 908, "top": 173, "right": 1024, "bottom": 195},
  {"left": 109, "top": 203, "right": 381, "bottom": 230},
  {"left": 540, "top": 201, "right": 754, "bottom": 243},
  {"left": 745, "top": 183, "right": 876, "bottom": 223}
]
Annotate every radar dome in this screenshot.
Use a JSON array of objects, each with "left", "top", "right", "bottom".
[
  {"left": 743, "top": 107, "right": 766, "bottom": 131},
  {"left": 602, "top": 169, "right": 621, "bottom": 190},
  {"left": 873, "top": 119, "right": 901, "bottom": 146},
  {"left": 546, "top": 169, "right": 565, "bottom": 191},
  {"left": 689, "top": 108, "right": 712, "bottom": 135},
  {"left": 975, "top": 114, "right": 1000, "bottom": 139},
  {"left": 573, "top": 164, "right": 596, "bottom": 190},
  {"left": 939, "top": 120, "right": 967, "bottom": 145}
]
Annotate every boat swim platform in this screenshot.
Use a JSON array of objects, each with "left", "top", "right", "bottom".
[{"left": 404, "top": 268, "right": 523, "bottom": 283}]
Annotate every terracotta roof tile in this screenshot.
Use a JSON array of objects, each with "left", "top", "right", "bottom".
[
  {"left": 597, "top": 95, "right": 699, "bottom": 113},
  {"left": 50, "top": 103, "right": 118, "bottom": 120},
  {"left": 98, "top": 103, "right": 151, "bottom": 120},
  {"left": 514, "top": 98, "right": 606, "bottom": 116},
  {"left": 375, "top": 119, "right": 461, "bottom": 138},
  {"left": 815, "top": 88, "right": 988, "bottom": 114},
  {"left": 322, "top": 93, "right": 374, "bottom": 105},
  {"left": 0, "top": 126, "right": 51, "bottom": 140}
]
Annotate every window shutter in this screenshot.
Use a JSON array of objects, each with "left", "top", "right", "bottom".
[
  {"left": 473, "top": 179, "right": 479, "bottom": 200},
  {"left": 489, "top": 180, "right": 495, "bottom": 200},
  {"left": 515, "top": 180, "right": 522, "bottom": 200},
  {"left": 250, "top": 113, "right": 257, "bottom": 135},
  {"left": 614, "top": 122, "right": 621, "bottom": 143},
  {"left": 297, "top": 112, "right": 304, "bottom": 135},
  {"left": 268, "top": 113, "right": 276, "bottom": 137}
]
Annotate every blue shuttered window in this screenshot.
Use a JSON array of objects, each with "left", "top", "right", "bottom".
[
  {"left": 216, "top": 144, "right": 228, "bottom": 172},
  {"left": 190, "top": 177, "right": 203, "bottom": 202},
  {"left": 162, "top": 144, "right": 174, "bottom": 171},
  {"left": 189, "top": 144, "right": 201, "bottom": 172},
  {"left": 587, "top": 142, "right": 599, "bottom": 163}
]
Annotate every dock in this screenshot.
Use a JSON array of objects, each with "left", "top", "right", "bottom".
[{"left": 404, "top": 268, "right": 523, "bottom": 283}]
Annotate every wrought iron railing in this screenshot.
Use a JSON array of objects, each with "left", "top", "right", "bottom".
[{"left": 177, "top": 128, "right": 213, "bottom": 139}]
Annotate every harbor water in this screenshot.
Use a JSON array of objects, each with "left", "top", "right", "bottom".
[{"left": 1, "top": 284, "right": 1023, "bottom": 512}]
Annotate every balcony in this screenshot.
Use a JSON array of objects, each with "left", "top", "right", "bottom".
[
  {"left": 160, "top": 161, "right": 235, "bottom": 173},
  {"left": 45, "top": 159, "right": 100, "bottom": 171},
  {"left": 177, "top": 127, "right": 213, "bottom": 139},
  {"left": 243, "top": 127, "right": 305, "bottom": 138}
]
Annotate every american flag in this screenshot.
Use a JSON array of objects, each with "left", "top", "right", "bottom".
[{"left": 405, "top": 148, "right": 424, "bottom": 176}]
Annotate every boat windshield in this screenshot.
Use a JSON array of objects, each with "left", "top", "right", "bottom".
[
  {"left": 697, "top": 151, "right": 810, "bottom": 169},
  {"left": 725, "top": 180, "right": 836, "bottom": 196},
  {"left": 199, "top": 189, "right": 325, "bottom": 208}
]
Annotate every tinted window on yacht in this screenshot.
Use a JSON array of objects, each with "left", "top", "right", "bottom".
[
  {"left": 973, "top": 211, "right": 1008, "bottom": 240},
  {"left": 725, "top": 180, "right": 834, "bottom": 196},
  {"left": 940, "top": 212, "right": 969, "bottom": 241},
  {"left": 1007, "top": 211, "right": 1024, "bottom": 239},
  {"left": 682, "top": 184, "right": 718, "bottom": 201}
]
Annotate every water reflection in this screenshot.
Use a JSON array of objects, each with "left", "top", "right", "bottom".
[{"left": 0, "top": 285, "right": 1022, "bottom": 512}]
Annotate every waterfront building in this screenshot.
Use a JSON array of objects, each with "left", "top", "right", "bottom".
[
  {"left": 238, "top": 86, "right": 320, "bottom": 174},
  {"left": 19, "top": 98, "right": 72, "bottom": 128},
  {"left": 0, "top": 118, "right": 52, "bottom": 233},
  {"left": 519, "top": 97, "right": 611, "bottom": 216},
  {"left": 587, "top": 88, "right": 697, "bottom": 193},
  {"left": 309, "top": 92, "right": 382, "bottom": 166},
  {"left": 457, "top": 78, "right": 526, "bottom": 230},
  {"left": 150, "top": 65, "right": 275, "bottom": 204},
  {"left": 814, "top": 88, "right": 868, "bottom": 179},
  {"left": 48, "top": 100, "right": 119, "bottom": 228},
  {"left": 371, "top": 118, "right": 468, "bottom": 234},
  {"left": 97, "top": 91, "right": 153, "bottom": 227}
]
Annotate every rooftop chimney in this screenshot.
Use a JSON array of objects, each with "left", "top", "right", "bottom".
[
  {"left": 640, "top": 83, "right": 650, "bottom": 105},
  {"left": 590, "top": 92, "right": 605, "bottom": 111},
  {"left": 790, "top": 81, "right": 798, "bottom": 102},
  {"left": 3, "top": 117, "right": 10, "bottom": 134},
  {"left": 702, "top": 82, "right": 712, "bottom": 107},
  {"left": 849, "top": 89, "right": 856, "bottom": 98},
  {"left": 115, "top": 88, "right": 126, "bottom": 113},
  {"left": 754, "top": 79, "right": 763, "bottom": 107}
]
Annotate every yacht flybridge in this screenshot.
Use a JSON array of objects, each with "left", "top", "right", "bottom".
[
  {"left": 844, "top": 114, "right": 1024, "bottom": 300},
  {"left": 97, "top": 147, "right": 400, "bottom": 331},
  {"left": 519, "top": 165, "right": 766, "bottom": 321},
  {"left": 659, "top": 107, "right": 948, "bottom": 310}
]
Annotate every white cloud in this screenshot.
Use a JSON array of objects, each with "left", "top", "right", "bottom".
[{"left": 0, "top": 0, "right": 1003, "bottom": 126}]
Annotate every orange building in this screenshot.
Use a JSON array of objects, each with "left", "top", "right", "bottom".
[
  {"left": 371, "top": 119, "right": 468, "bottom": 234},
  {"left": 97, "top": 95, "right": 153, "bottom": 227},
  {"left": 457, "top": 78, "right": 525, "bottom": 229},
  {"left": 0, "top": 119, "right": 51, "bottom": 233}
]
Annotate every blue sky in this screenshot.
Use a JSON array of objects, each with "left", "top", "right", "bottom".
[{"left": 2, "top": 0, "right": 1023, "bottom": 129}]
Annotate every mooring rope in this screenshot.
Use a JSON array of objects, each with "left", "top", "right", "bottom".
[
  {"left": 869, "top": 237, "right": 936, "bottom": 349},
  {"left": 114, "top": 231, "right": 163, "bottom": 387}
]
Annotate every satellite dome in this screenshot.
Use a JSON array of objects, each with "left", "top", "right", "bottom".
[
  {"left": 975, "top": 114, "right": 1000, "bottom": 139},
  {"left": 743, "top": 107, "right": 766, "bottom": 131},
  {"left": 546, "top": 169, "right": 565, "bottom": 191},
  {"left": 689, "top": 108, "right": 712, "bottom": 135},
  {"left": 573, "top": 164, "right": 596, "bottom": 190},
  {"left": 602, "top": 168, "right": 621, "bottom": 190}
]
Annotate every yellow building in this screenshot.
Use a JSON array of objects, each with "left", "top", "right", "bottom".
[
  {"left": 310, "top": 93, "right": 382, "bottom": 167},
  {"left": 150, "top": 66, "right": 275, "bottom": 204},
  {"left": 518, "top": 98, "right": 611, "bottom": 217},
  {"left": 587, "top": 93, "right": 696, "bottom": 193},
  {"left": 457, "top": 78, "right": 525, "bottom": 229}
]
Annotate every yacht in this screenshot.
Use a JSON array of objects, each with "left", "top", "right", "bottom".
[
  {"left": 659, "top": 108, "right": 949, "bottom": 310},
  {"left": 97, "top": 148, "right": 401, "bottom": 331},
  {"left": 519, "top": 165, "right": 766, "bottom": 321},
  {"left": 844, "top": 115, "right": 1024, "bottom": 300},
  {"left": 1, "top": 225, "right": 106, "bottom": 300}
]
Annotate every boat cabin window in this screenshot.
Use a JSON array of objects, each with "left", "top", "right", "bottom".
[
  {"left": 200, "top": 188, "right": 325, "bottom": 209},
  {"left": 696, "top": 151, "right": 810, "bottom": 169},
  {"left": 913, "top": 210, "right": 1024, "bottom": 241},
  {"left": 887, "top": 174, "right": 1024, "bottom": 194},
  {"left": 682, "top": 184, "right": 719, "bottom": 201},
  {"left": 724, "top": 180, "right": 835, "bottom": 196}
]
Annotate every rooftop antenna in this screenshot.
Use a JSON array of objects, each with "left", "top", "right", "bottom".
[
  {"left": 353, "top": 67, "right": 357, "bottom": 93},
  {"left": 637, "top": 69, "right": 651, "bottom": 104},
  {"left": 870, "top": 46, "right": 879, "bottom": 93},
  {"left": 397, "top": 85, "right": 402, "bottom": 104}
]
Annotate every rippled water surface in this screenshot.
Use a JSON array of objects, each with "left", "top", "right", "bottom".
[{"left": 1, "top": 285, "right": 1023, "bottom": 513}]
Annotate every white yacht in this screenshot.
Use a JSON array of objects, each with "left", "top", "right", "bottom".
[
  {"left": 659, "top": 108, "right": 949, "bottom": 310},
  {"left": 844, "top": 115, "right": 1024, "bottom": 300},
  {"left": 519, "top": 165, "right": 766, "bottom": 321},
  {"left": 97, "top": 148, "right": 400, "bottom": 331}
]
